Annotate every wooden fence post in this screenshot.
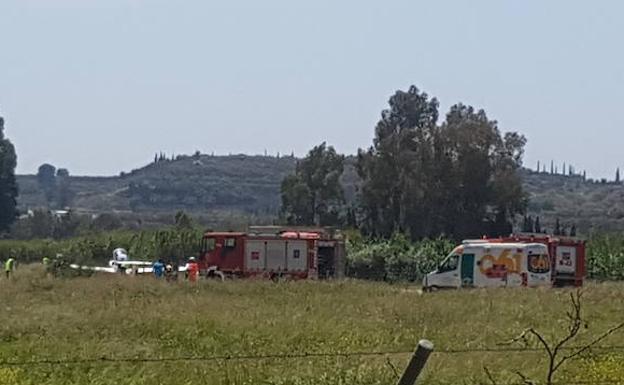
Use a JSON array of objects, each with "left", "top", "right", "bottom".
[{"left": 397, "top": 339, "right": 434, "bottom": 385}]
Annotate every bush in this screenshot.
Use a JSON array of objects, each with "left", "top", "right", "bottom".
[
  {"left": 345, "top": 233, "right": 454, "bottom": 282},
  {"left": 587, "top": 234, "right": 624, "bottom": 280}
]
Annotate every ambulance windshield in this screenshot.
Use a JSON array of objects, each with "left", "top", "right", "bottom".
[
  {"left": 438, "top": 254, "right": 459, "bottom": 273},
  {"left": 528, "top": 253, "right": 550, "bottom": 274}
]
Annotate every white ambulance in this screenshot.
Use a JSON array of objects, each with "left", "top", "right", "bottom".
[{"left": 422, "top": 241, "right": 551, "bottom": 290}]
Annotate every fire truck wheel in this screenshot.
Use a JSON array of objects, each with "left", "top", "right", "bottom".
[
  {"left": 270, "top": 273, "right": 283, "bottom": 283},
  {"left": 206, "top": 270, "right": 225, "bottom": 282}
]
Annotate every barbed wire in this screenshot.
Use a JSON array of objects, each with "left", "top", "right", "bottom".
[{"left": 2, "top": 344, "right": 624, "bottom": 367}]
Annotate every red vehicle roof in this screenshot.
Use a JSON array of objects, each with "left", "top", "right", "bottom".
[{"left": 203, "top": 232, "right": 246, "bottom": 237}]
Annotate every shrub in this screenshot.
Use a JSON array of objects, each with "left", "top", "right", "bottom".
[{"left": 345, "top": 234, "right": 454, "bottom": 282}]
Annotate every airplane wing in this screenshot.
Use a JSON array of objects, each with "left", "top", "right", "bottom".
[
  {"left": 116, "top": 261, "right": 153, "bottom": 267},
  {"left": 70, "top": 262, "right": 185, "bottom": 276},
  {"left": 69, "top": 264, "right": 117, "bottom": 274}
]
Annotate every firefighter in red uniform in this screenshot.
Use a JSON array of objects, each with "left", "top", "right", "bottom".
[{"left": 186, "top": 257, "right": 199, "bottom": 282}]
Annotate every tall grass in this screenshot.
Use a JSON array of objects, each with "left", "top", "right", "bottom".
[
  {"left": 587, "top": 233, "right": 624, "bottom": 280},
  {"left": 0, "top": 267, "right": 623, "bottom": 384}
]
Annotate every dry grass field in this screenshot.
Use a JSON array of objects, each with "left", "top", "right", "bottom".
[{"left": 1, "top": 266, "right": 624, "bottom": 385}]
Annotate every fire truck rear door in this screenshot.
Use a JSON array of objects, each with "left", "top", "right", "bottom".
[{"left": 286, "top": 240, "right": 307, "bottom": 272}]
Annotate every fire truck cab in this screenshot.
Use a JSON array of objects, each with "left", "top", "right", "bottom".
[{"left": 198, "top": 227, "right": 345, "bottom": 280}]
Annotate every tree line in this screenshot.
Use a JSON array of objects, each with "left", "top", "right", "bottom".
[
  {"left": 0, "top": 115, "right": 18, "bottom": 234},
  {"left": 37, "top": 163, "right": 73, "bottom": 208},
  {"left": 280, "top": 85, "right": 527, "bottom": 240}
]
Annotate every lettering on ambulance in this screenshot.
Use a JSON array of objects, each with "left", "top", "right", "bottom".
[{"left": 478, "top": 249, "right": 523, "bottom": 279}]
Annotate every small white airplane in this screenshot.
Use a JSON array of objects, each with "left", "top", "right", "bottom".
[{"left": 70, "top": 248, "right": 179, "bottom": 275}]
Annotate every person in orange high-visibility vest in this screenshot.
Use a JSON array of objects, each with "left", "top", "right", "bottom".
[{"left": 186, "top": 257, "right": 199, "bottom": 282}]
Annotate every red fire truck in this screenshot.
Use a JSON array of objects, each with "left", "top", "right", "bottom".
[
  {"left": 198, "top": 227, "right": 345, "bottom": 280},
  {"left": 484, "top": 234, "right": 586, "bottom": 287}
]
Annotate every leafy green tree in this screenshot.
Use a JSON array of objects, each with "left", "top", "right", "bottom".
[
  {"left": 357, "top": 86, "right": 527, "bottom": 240},
  {"left": 280, "top": 175, "right": 312, "bottom": 225},
  {"left": 37, "top": 163, "right": 57, "bottom": 204},
  {"left": 174, "top": 211, "right": 194, "bottom": 230},
  {"left": 0, "top": 115, "right": 18, "bottom": 232},
  {"left": 57, "top": 168, "right": 69, "bottom": 178},
  {"left": 280, "top": 142, "right": 345, "bottom": 226},
  {"left": 56, "top": 168, "right": 72, "bottom": 208},
  {"left": 554, "top": 218, "right": 562, "bottom": 236},
  {"left": 357, "top": 86, "right": 439, "bottom": 237}
]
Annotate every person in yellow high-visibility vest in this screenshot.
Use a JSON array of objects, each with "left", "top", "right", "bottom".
[
  {"left": 5, "top": 257, "right": 15, "bottom": 279},
  {"left": 42, "top": 256, "right": 52, "bottom": 276}
]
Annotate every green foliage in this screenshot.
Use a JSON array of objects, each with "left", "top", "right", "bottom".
[
  {"left": 345, "top": 233, "right": 624, "bottom": 282},
  {"left": 357, "top": 87, "right": 527, "bottom": 240},
  {"left": 0, "top": 115, "right": 18, "bottom": 233},
  {"left": 587, "top": 234, "right": 624, "bottom": 280},
  {"left": 0, "top": 227, "right": 203, "bottom": 267},
  {"left": 9, "top": 210, "right": 88, "bottom": 240},
  {"left": 280, "top": 142, "right": 345, "bottom": 226},
  {"left": 345, "top": 233, "right": 454, "bottom": 282}
]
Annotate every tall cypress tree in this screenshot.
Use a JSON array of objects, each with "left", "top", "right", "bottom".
[{"left": 0, "top": 115, "right": 18, "bottom": 232}]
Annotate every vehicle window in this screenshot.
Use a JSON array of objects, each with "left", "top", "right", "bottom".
[
  {"left": 225, "top": 238, "right": 236, "bottom": 248},
  {"left": 528, "top": 253, "right": 550, "bottom": 274},
  {"left": 201, "top": 238, "right": 216, "bottom": 253},
  {"left": 438, "top": 254, "right": 459, "bottom": 272}
]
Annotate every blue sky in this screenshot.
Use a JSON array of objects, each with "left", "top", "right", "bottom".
[{"left": 1, "top": 0, "right": 622, "bottom": 178}]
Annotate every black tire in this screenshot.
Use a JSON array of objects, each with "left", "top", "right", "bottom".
[{"left": 206, "top": 270, "right": 225, "bottom": 282}]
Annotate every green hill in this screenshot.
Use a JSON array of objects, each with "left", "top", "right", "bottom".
[{"left": 15, "top": 155, "right": 624, "bottom": 234}]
